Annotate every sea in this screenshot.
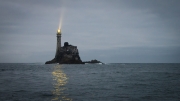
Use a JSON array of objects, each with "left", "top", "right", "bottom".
[{"left": 0, "top": 63, "right": 180, "bottom": 101}]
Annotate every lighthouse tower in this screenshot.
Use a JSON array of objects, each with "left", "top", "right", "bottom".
[{"left": 55, "top": 28, "right": 61, "bottom": 57}]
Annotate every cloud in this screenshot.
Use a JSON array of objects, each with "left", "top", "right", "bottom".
[
  {"left": 0, "top": 0, "right": 180, "bottom": 63},
  {"left": 124, "top": 0, "right": 180, "bottom": 33},
  {"left": 81, "top": 46, "right": 180, "bottom": 63}
]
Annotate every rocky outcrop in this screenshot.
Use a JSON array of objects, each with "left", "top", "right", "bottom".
[
  {"left": 45, "top": 42, "right": 83, "bottom": 64},
  {"left": 83, "top": 59, "right": 104, "bottom": 64}
]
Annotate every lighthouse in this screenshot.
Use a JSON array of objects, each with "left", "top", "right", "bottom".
[
  {"left": 45, "top": 27, "right": 83, "bottom": 64},
  {"left": 55, "top": 28, "right": 61, "bottom": 57}
]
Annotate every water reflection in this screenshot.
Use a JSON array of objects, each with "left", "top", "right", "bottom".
[{"left": 51, "top": 65, "right": 72, "bottom": 101}]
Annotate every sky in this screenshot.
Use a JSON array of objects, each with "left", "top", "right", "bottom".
[{"left": 0, "top": 0, "right": 180, "bottom": 63}]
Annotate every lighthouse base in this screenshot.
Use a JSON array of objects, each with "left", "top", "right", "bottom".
[{"left": 45, "top": 42, "right": 84, "bottom": 64}]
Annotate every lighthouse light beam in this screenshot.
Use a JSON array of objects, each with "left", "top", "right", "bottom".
[{"left": 58, "top": 8, "right": 65, "bottom": 30}]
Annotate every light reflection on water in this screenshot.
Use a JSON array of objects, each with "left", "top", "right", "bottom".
[{"left": 51, "top": 65, "right": 72, "bottom": 101}]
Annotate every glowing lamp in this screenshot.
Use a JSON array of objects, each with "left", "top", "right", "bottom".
[{"left": 57, "top": 29, "right": 61, "bottom": 34}]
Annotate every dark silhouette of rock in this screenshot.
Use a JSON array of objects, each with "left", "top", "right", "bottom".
[
  {"left": 45, "top": 42, "right": 83, "bottom": 64},
  {"left": 83, "top": 59, "right": 104, "bottom": 64}
]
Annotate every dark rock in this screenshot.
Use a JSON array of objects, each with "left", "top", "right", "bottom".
[
  {"left": 45, "top": 43, "right": 84, "bottom": 64},
  {"left": 83, "top": 59, "right": 104, "bottom": 64}
]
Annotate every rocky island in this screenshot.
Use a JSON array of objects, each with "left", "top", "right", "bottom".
[
  {"left": 45, "top": 28, "right": 103, "bottom": 64},
  {"left": 83, "top": 59, "right": 104, "bottom": 64},
  {"left": 45, "top": 42, "right": 83, "bottom": 64}
]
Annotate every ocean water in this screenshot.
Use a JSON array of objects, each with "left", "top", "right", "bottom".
[{"left": 0, "top": 63, "right": 180, "bottom": 101}]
